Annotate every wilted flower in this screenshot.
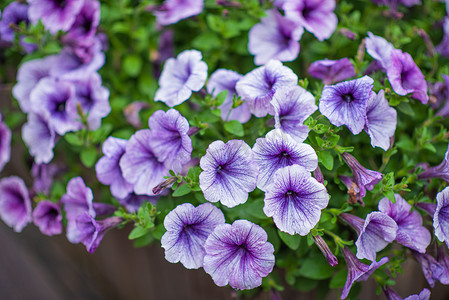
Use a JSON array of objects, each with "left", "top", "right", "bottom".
[
  {"left": 412, "top": 251, "right": 448, "bottom": 287},
  {"left": 319, "top": 76, "right": 374, "bottom": 134},
  {"left": 203, "top": 220, "right": 275, "bottom": 290},
  {"left": 378, "top": 194, "right": 430, "bottom": 253},
  {"left": 154, "top": 0, "right": 204, "bottom": 26},
  {"left": 248, "top": 9, "right": 303, "bottom": 65},
  {"left": 154, "top": 49, "right": 208, "bottom": 107},
  {"left": 271, "top": 85, "right": 317, "bottom": 143},
  {"left": 236, "top": 60, "right": 298, "bottom": 118},
  {"left": 264, "top": 165, "right": 329, "bottom": 235},
  {"left": 0, "top": 176, "right": 32, "bottom": 232},
  {"left": 32, "top": 200, "right": 62, "bottom": 236},
  {"left": 148, "top": 109, "right": 193, "bottom": 173},
  {"left": 252, "top": 129, "right": 318, "bottom": 191},
  {"left": 339, "top": 175, "right": 363, "bottom": 206},
  {"left": 308, "top": 58, "right": 355, "bottom": 84},
  {"left": 0, "top": 114, "right": 11, "bottom": 172},
  {"left": 312, "top": 235, "right": 338, "bottom": 267},
  {"left": 161, "top": 203, "right": 225, "bottom": 269},
  {"left": 199, "top": 140, "right": 258, "bottom": 208},
  {"left": 418, "top": 143, "right": 449, "bottom": 182}
]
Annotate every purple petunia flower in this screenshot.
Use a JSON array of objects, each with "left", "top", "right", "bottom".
[
  {"left": 282, "top": 0, "right": 337, "bottom": 41},
  {"left": 236, "top": 60, "right": 298, "bottom": 118},
  {"left": 206, "top": 69, "right": 251, "bottom": 123},
  {"left": 271, "top": 85, "right": 317, "bottom": 143},
  {"left": 383, "top": 286, "right": 430, "bottom": 300},
  {"left": 70, "top": 73, "right": 111, "bottom": 130},
  {"left": 155, "top": 50, "right": 208, "bottom": 107},
  {"left": 119, "top": 130, "right": 169, "bottom": 196},
  {"left": 319, "top": 76, "right": 374, "bottom": 134},
  {"left": 12, "top": 55, "right": 56, "bottom": 113},
  {"left": 341, "top": 246, "right": 389, "bottom": 299},
  {"left": 248, "top": 9, "right": 304, "bottom": 66},
  {"left": 0, "top": 2, "right": 36, "bottom": 53},
  {"left": 29, "top": 77, "right": 81, "bottom": 135},
  {"left": 28, "top": 0, "right": 84, "bottom": 34},
  {"left": 75, "top": 212, "right": 124, "bottom": 253},
  {"left": 437, "top": 17, "right": 449, "bottom": 59},
  {"left": 61, "top": 177, "right": 96, "bottom": 243},
  {"left": 386, "top": 49, "right": 428, "bottom": 104},
  {"left": 32, "top": 200, "right": 63, "bottom": 236},
  {"left": 154, "top": 0, "right": 204, "bottom": 26},
  {"left": 364, "top": 90, "right": 397, "bottom": 151},
  {"left": 340, "top": 212, "right": 397, "bottom": 261},
  {"left": 0, "top": 114, "right": 11, "bottom": 172},
  {"left": 434, "top": 187, "right": 449, "bottom": 247},
  {"left": 307, "top": 58, "right": 356, "bottom": 85},
  {"left": 365, "top": 32, "right": 394, "bottom": 69},
  {"left": 123, "top": 101, "right": 149, "bottom": 128},
  {"left": 22, "top": 113, "right": 56, "bottom": 164},
  {"left": 412, "top": 251, "right": 448, "bottom": 287},
  {"left": 341, "top": 152, "right": 383, "bottom": 199},
  {"left": 161, "top": 203, "right": 225, "bottom": 269},
  {"left": 378, "top": 194, "right": 430, "bottom": 253},
  {"left": 63, "top": 0, "right": 100, "bottom": 47},
  {"left": 96, "top": 137, "right": 134, "bottom": 199},
  {"left": 203, "top": 219, "right": 275, "bottom": 290},
  {"left": 418, "top": 143, "right": 449, "bottom": 182},
  {"left": 437, "top": 244, "right": 449, "bottom": 285},
  {"left": 435, "top": 74, "right": 449, "bottom": 118},
  {"left": 199, "top": 140, "right": 258, "bottom": 208},
  {"left": 264, "top": 165, "right": 329, "bottom": 235},
  {"left": 312, "top": 235, "right": 338, "bottom": 266},
  {"left": 0, "top": 176, "right": 32, "bottom": 232},
  {"left": 31, "top": 163, "right": 58, "bottom": 195},
  {"left": 252, "top": 129, "right": 318, "bottom": 191},
  {"left": 148, "top": 109, "right": 192, "bottom": 173}
]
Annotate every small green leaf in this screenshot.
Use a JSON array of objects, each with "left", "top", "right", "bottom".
[
  {"left": 123, "top": 55, "right": 142, "bottom": 77},
  {"left": 214, "top": 90, "right": 228, "bottom": 106},
  {"left": 397, "top": 102, "right": 415, "bottom": 117},
  {"left": 298, "top": 255, "right": 335, "bottom": 280},
  {"left": 278, "top": 230, "right": 301, "bottom": 250},
  {"left": 211, "top": 109, "right": 222, "bottom": 117},
  {"left": 64, "top": 132, "right": 84, "bottom": 146},
  {"left": 224, "top": 120, "right": 244, "bottom": 137},
  {"left": 129, "top": 226, "right": 150, "bottom": 240},
  {"left": 172, "top": 184, "right": 192, "bottom": 197},
  {"left": 318, "top": 151, "right": 334, "bottom": 170},
  {"left": 80, "top": 147, "right": 98, "bottom": 167}
]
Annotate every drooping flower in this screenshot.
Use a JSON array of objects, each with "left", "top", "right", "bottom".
[
  {"left": 161, "top": 203, "right": 225, "bottom": 269},
  {"left": 0, "top": 114, "right": 11, "bottom": 172},
  {"left": 383, "top": 286, "right": 430, "bottom": 300},
  {"left": 31, "top": 163, "right": 59, "bottom": 195},
  {"left": 264, "top": 165, "right": 329, "bottom": 235},
  {"left": 378, "top": 194, "right": 430, "bottom": 253},
  {"left": 63, "top": 0, "right": 100, "bottom": 47},
  {"left": 340, "top": 246, "right": 389, "bottom": 299},
  {"left": 418, "top": 143, "right": 449, "bottom": 182},
  {"left": 206, "top": 69, "right": 251, "bottom": 123},
  {"left": 319, "top": 76, "right": 374, "bottom": 134},
  {"left": 248, "top": 9, "right": 304, "bottom": 65},
  {"left": 436, "top": 244, "right": 449, "bottom": 285},
  {"left": 154, "top": 50, "right": 208, "bottom": 107},
  {"left": 436, "top": 17, "right": 449, "bottom": 59},
  {"left": 252, "top": 129, "right": 318, "bottom": 191},
  {"left": 203, "top": 220, "right": 275, "bottom": 290},
  {"left": 365, "top": 32, "right": 394, "bottom": 69},
  {"left": 271, "top": 85, "right": 317, "bottom": 143},
  {"left": 386, "top": 49, "right": 428, "bottom": 104},
  {"left": 435, "top": 74, "right": 449, "bottom": 118},
  {"left": 312, "top": 235, "right": 338, "bottom": 267},
  {"left": 412, "top": 251, "right": 448, "bottom": 287},
  {"left": 341, "top": 152, "right": 383, "bottom": 198},
  {"left": 236, "top": 60, "right": 298, "bottom": 118},
  {"left": 154, "top": 0, "right": 204, "bottom": 26},
  {"left": 340, "top": 212, "right": 397, "bottom": 261},
  {"left": 21, "top": 113, "right": 56, "bottom": 164},
  {"left": 119, "top": 130, "right": 169, "bottom": 196},
  {"left": 32, "top": 200, "right": 63, "bottom": 236},
  {"left": 199, "top": 140, "right": 258, "bottom": 208},
  {"left": 307, "top": 58, "right": 355, "bottom": 85},
  {"left": 12, "top": 55, "right": 56, "bottom": 113},
  {"left": 282, "top": 0, "right": 338, "bottom": 41},
  {"left": 95, "top": 137, "right": 134, "bottom": 199},
  {"left": 70, "top": 72, "right": 111, "bottom": 130},
  {"left": 28, "top": 0, "right": 84, "bottom": 34},
  {"left": 29, "top": 77, "right": 81, "bottom": 135},
  {"left": 148, "top": 109, "right": 192, "bottom": 173},
  {"left": 364, "top": 90, "right": 397, "bottom": 151},
  {"left": 0, "top": 2, "right": 35, "bottom": 53},
  {"left": 434, "top": 186, "right": 449, "bottom": 247},
  {"left": 339, "top": 175, "right": 363, "bottom": 206},
  {"left": 75, "top": 212, "right": 124, "bottom": 253},
  {"left": 0, "top": 176, "right": 32, "bottom": 232}
]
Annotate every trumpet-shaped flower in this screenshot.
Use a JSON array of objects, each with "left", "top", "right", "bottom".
[
  {"left": 308, "top": 58, "right": 355, "bottom": 84},
  {"left": 0, "top": 177, "right": 32, "bottom": 232},
  {"left": 32, "top": 200, "right": 62, "bottom": 236}
]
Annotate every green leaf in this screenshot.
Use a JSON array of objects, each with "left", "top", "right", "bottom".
[
  {"left": 318, "top": 151, "right": 334, "bottom": 170},
  {"left": 245, "top": 200, "right": 268, "bottom": 219},
  {"left": 133, "top": 233, "right": 154, "bottom": 247},
  {"left": 278, "top": 230, "right": 301, "bottom": 250},
  {"left": 123, "top": 55, "right": 142, "bottom": 77},
  {"left": 329, "top": 269, "right": 347, "bottom": 288},
  {"left": 80, "top": 147, "right": 98, "bottom": 167},
  {"left": 397, "top": 102, "right": 415, "bottom": 117},
  {"left": 128, "top": 226, "right": 151, "bottom": 240},
  {"left": 293, "top": 277, "right": 318, "bottom": 292},
  {"left": 64, "top": 132, "right": 84, "bottom": 146},
  {"left": 172, "top": 184, "right": 192, "bottom": 197},
  {"left": 298, "top": 255, "right": 335, "bottom": 280},
  {"left": 192, "top": 32, "right": 222, "bottom": 51},
  {"left": 214, "top": 90, "right": 228, "bottom": 106},
  {"left": 224, "top": 120, "right": 244, "bottom": 137},
  {"left": 211, "top": 109, "right": 222, "bottom": 117}
]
